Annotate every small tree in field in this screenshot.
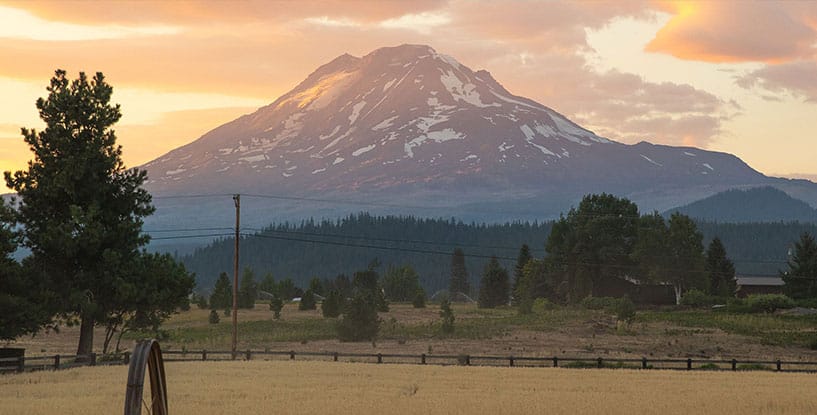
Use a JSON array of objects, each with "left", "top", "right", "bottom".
[
  {"left": 269, "top": 294, "right": 283, "bottom": 319},
  {"left": 478, "top": 257, "right": 510, "bottom": 308},
  {"left": 299, "top": 289, "right": 317, "bottom": 311},
  {"left": 412, "top": 287, "right": 426, "bottom": 308},
  {"left": 322, "top": 290, "right": 343, "bottom": 318},
  {"left": 337, "top": 291, "right": 380, "bottom": 341},
  {"left": 208, "top": 310, "right": 220, "bottom": 324},
  {"left": 440, "top": 299, "right": 455, "bottom": 334}
]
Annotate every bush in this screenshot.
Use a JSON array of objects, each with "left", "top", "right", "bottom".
[
  {"left": 269, "top": 294, "right": 283, "bottom": 319},
  {"left": 322, "top": 290, "right": 342, "bottom": 318},
  {"left": 517, "top": 295, "right": 533, "bottom": 315},
  {"left": 746, "top": 294, "right": 795, "bottom": 313},
  {"left": 681, "top": 289, "right": 712, "bottom": 307},
  {"left": 412, "top": 287, "right": 426, "bottom": 309},
  {"left": 532, "top": 298, "right": 556, "bottom": 313},
  {"left": 614, "top": 297, "right": 636, "bottom": 324},
  {"left": 580, "top": 296, "right": 619, "bottom": 310},
  {"left": 299, "top": 289, "right": 317, "bottom": 311},
  {"left": 208, "top": 310, "right": 220, "bottom": 324},
  {"left": 726, "top": 298, "right": 751, "bottom": 313},
  {"left": 337, "top": 292, "right": 381, "bottom": 341},
  {"left": 440, "top": 299, "right": 455, "bottom": 334}
]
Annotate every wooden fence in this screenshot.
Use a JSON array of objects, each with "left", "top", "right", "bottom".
[{"left": 4, "top": 349, "right": 817, "bottom": 374}]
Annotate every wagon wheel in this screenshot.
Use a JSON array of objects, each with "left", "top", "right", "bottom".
[{"left": 124, "top": 339, "right": 169, "bottom": 415}]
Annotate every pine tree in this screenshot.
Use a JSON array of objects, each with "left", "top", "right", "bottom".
[
  {"left": 321, "top": 290, "right": 343, "bottom": 318},
  {"left": 478, "top": 257, "right": 510, "bottom": 308},
  {"left": 439, "top": 298, "right": 455, "bottom": 334},
  {"left": 337, "top": 291, "right": 380, "bottom": 341},
  {"left": 299, "top": 289, "right": 317, "bottom": 310},
  {"left": 782, "top": 232, "right": 817, "bottom": 299},
  {"left": 449, "top": 248, "right": 470, "bottom": 296},
  {"left": 412, "top": 287, "right": 427, "bottom": 308},
  {"left": 210, "top": 272, "right": 233, "bottom": 311},
  {"left": 512, "top": 244, "right": 532, "bottom": 303},
  {"left": 238, "top": 267, "right": 257, "bottom": 309},
  {"left": 269, "top": 294, "right": 283, "bottom": 319},
  {"left": 4, "top": 70, "right": 157, "bottom": 355},
  {"left": 706, "top": 237, "right": 736, "bottom": 297}
]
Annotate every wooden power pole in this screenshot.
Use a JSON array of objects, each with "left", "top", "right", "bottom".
[{"left": 232, "top": 194, "right": 240, "bottom": 356}]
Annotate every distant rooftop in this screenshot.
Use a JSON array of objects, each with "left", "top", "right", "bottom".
[{"left": 736, "top": 275, "right": 784, "bottom": 286}]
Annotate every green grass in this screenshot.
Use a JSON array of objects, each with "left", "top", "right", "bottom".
[{"left": 640, "top": 310, "right": 817, "bottom": 347}]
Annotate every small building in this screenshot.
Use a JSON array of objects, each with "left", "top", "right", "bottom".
[{"left": 735, "top": 275, "right": 784, "bottom": 298}]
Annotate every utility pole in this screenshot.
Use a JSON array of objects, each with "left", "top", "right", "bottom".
[{"left": 232, "top": 194, "right": 240, "bottom": 356}]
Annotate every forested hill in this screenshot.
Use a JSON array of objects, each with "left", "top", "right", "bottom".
[
  {"left": 182, "top": 213, "right": 552, "bottom": 294},
  {"left": 665, "top": 187, "right": 817, "bottom": 223},
  {"left": 180, "top": 213, "right": 817, "bottom": 294}
]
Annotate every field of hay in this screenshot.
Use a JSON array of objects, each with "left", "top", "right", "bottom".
[{"left": 2, "top": 360, "right": 816, "bottom": 415}]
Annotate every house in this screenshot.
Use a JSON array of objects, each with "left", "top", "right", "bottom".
[{"left": 735, "top": 275, "right": 784, "bottom": 298}]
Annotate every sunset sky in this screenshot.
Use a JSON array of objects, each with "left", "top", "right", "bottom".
[{"left": 1, "top": 0, "right": 816, "bottom": 190}]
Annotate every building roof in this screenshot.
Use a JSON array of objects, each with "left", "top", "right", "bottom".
[{"left": 736, "top": 276, "right": 784, "bottom": 286}]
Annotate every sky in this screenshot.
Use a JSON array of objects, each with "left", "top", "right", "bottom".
[{"left": 1, "top": 0, "right": 816, "bottom": 190}]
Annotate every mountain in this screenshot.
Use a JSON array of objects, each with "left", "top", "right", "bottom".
[
  {"left": 665, "top": 187, "right": 817, "bottom": 223},
  {"left": 140, "top": 44, "right": 817, "bottom": 239}
]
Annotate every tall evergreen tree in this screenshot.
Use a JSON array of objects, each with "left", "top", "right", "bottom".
[
  {"left": 478, "top": 257, "right": 510, "bottom": 308},
  {"left": 5, "top": 70, "right": 157, "bottom": 355},
  {"left": 512, "top": 244, "right": 532, "bottom": 303},
  {"left": 258, "top": 272, "right": 276, "bottom": 295},
  {"left": 705, "top": 237, "right": 736, "bottom": 297},
  {"left": 382, "top": 264, "right": 421, "bottom": 302},
  {"left": 238, "top": 267, "right": 257, "bottom": 309},
  {"left": 782, "top": 232, "right": 817, "bottom": 299},
  {"left": 210, "top": 272, "right": 233, "bottom": 310},
  {"left": 449, "top": 248, "right": 470, "bottom": 295}
]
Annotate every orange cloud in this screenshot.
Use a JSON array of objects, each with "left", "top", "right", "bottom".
[{"left": 646, "top": 2, "right": 817, "bottom": 63}]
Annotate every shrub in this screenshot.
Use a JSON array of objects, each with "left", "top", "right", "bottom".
[
  {"left": 807, "top": 334, "right": 817, "bottom": 350},
  {"left": 208, "top": 310, "right": 220, "bottom": 324},
  {"left": 581, "top": 296, "right": 619, "bottom": 310},
  {"left": 223, "top": 308, "right": 230, "bottom": 317},
  {"left": 412, "top": 287, "right": 426, "bottom": 309},
  {"left": 517, "top": 295, "right": 533, "bottom": 315},
  {"left": 269, "top": 294, "right": 283, "bottom": 319},
  {"left": 322, "top": 290, "right": 342, "bottom": 318},
  {"left": 337, "top": 292, "right": 381, "bottom": 341},
  {"left": 681, "top": 289, "right": 712, "bottom": 307},
  {"left": 299, "top": 289, "right": 317, "bottom": 311},
  {"left": 746, "top": 294, "right": 795, "bottom": 313},
  {"left": 726, "top": 298, "right": 751, "bottom": 313},
  {"left": 440, "top": 299, "right": 455, "bottom": 334},
  {"left": 532, "top": 298, "right": 556, "bottom": 313},
  {"left": 614, "top": 297, "right": 636, "bottom": 324}
]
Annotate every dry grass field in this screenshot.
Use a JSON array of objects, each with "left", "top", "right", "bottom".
[{"left": 2, "top": 360, "right": 817, "bottom": 415}]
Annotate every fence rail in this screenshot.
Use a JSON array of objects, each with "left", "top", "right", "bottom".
[{"left": 3, "top": 349, "right": 817, "bottom": 374}]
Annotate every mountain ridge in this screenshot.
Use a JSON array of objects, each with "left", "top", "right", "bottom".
[{"left": 138, "top": 44, "right": 817, "bottom": 234}]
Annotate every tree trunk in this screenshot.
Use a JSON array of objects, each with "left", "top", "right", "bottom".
[
  {"left": 673, "top": 285, "right": 682, "bottom": 305},
  {"left": 76, "top": 315, "right": 95, "bottom": 358}
]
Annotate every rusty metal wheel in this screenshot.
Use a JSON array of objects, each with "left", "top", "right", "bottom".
[{"left": 124, "top": 340, "right": 168, "bottom": 415}]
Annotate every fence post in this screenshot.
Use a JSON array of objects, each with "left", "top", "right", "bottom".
[
  {"left": 202, "top": 350, "right": 207, "bottom": 361},
  {"left": 687, "top": 358, "right": 692, "bottom": 370},
  {"left": 731, "top": 359, "right": 737, "bottom": 371},
  {"left": 54, "top": 354, "right": 60, "bottom": 370},
  {"left": 466, "top": 355, "right": 471, "bottom": 366},
  {"left": 421, "top": 354, "right": 426, "bottom": 365},
  {"left": 290, "top": 350, "right": 295, "bottom": 360},
  {"left": 597, "top": 357, "right": 603, "bottom": 369},
  {"left": 509, "top": 356, "right": 514, "bottom": 367},
  {"left": 90, "top": 353, "right": 97, "bottom": 366},
  {"left": 776, "top": 360, "right": 781, "bottom": 372},
  {"left": 376, "top": 353, "right": 382, "bottom": 364},
  {"left": 333, "top": 352, "right": 338, "bottom": 362},
  {"left": 553, "top": 357, "right": 558, "bottom": 367},
  {"left": 246, "top": 349, "right": 251, "bottom": 361},
  {"left": 642, "top": 357, "right": 647, "bottom": 370},
  {"left": 123, "top": 352, "right": 130, "bottom": 365},
  {"left": 17, "top": 355, "right": 25, "bottom": 373}
]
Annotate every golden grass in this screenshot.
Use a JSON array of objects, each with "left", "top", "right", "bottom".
[{"left": 2, "top": 360, "right": 817, "bottom": 414}]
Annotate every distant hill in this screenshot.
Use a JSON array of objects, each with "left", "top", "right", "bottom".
[{"left": 664, "top": 187, "right": 817, "bottom": 223}]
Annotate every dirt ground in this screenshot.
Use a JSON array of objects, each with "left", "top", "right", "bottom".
[{"left": 6, "top": 303, "right": 817, "bottom": 362}]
